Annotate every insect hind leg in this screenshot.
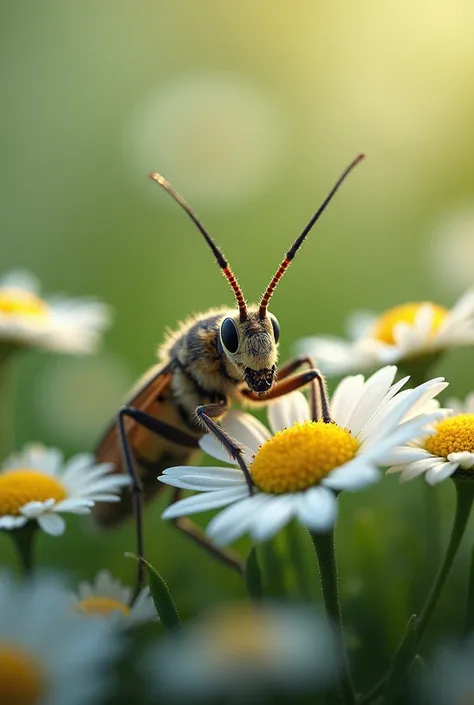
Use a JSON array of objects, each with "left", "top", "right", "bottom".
[
  {"left": 118, "top": 406, "right": 200, "bottom": 600},
  {"left": 170, "top": 489, "right": 244, "bottom": 574}
]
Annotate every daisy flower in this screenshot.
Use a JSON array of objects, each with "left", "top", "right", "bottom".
[
  {"left": 386, "top": 392, "right": 474, "bottom": 484},
  {"left": 0, "top": 270, "right": 111, "bottom": 354},
  {"left": 0, "top": 571, "right": 120, "bottom": 705},
  {"left": 73, "top": 570, "right": 157, "bottom": 626},
  {"left": 0, "top": 444, "right": 129, "bottom": 535},
  {"left": 295, "top": 290, "right": 474, "bottom": 376},
  {"left": 160, "top": 366, "right": 448, "bottom": 544},
  {"left": 146, "top": 602, "right": 337, "bottom": 700}
]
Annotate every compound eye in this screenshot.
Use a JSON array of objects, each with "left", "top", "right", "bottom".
[
  {"left": 269, "top": 313, "right": 280, "bottom": 343},
  {"left": 220, "top": 317, "right": 239, "bottom": 353}
]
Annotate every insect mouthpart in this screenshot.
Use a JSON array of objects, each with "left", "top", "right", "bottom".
[{"left": 245, "top": 366, "right": 276, "bottom": 393}]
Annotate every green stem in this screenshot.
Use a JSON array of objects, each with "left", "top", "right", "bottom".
[
  {"left": 358, "top": 479, "right": 474, "bottom": 704},
  {"left": 422, "top": 481, "right": 442, "bottom": 587},
  {"left": 311, "top": 530, "right": 356, "bottom": 705},
  {"left": 416, "top": 480, "right": 474, "bottom": 640},
  {"left": 11, "top": 522, "right": 38, "bottom": 576},
  {"left": 0, "top": 345, "right": 16, "bottom": 461}
]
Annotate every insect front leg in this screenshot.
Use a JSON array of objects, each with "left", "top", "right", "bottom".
[
  {"left": 196, "top": 401, "right": 255, "bottom": 494},
  {"left": 240, "top": 359, "right": 330, "bottom": 424}
]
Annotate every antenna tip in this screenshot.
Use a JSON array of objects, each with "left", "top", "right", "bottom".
[
  {"left": 149, "top": 172, "right": 168, "bottom": 187},
  {"left": 355, "top": 153, "right": 366, "bottom": 164}
]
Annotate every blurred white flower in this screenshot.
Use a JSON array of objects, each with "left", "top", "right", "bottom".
[
  {"left": 0, "top": 444, "right": 129, "bottom": 535},
  {"left": 128, "top": 71, "right": 288, "bottom": 206},
  {"left": 0, "top": 571, "right": 120, "bottom": 705},
  {"left": 445, "top": 392, "right": 474, "bottom": 415},
  {"left": 73, "top": 570, "right": 157, "bottom": 626},
  {"left": 146, "top": 602, "right": 337, "bottom": 700},
  {"left": 421, "top": 635, "right": 474, "bottom": 705},
  {"left": 161, "top": 367, "right": 447, "bottom": 544},
  {"left": 429, "top": 207, "right": 474, "bottom": 295},
  {"left": 0, "top": 270, "right": 112, "bottom": 354},
  {"left": 296, "top": 292, "right": 474, "bottom": 376}
]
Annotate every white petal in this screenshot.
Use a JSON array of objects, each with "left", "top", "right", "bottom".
[
  {"left": 162, "top": 465, "right": 242, "bottom": 480},
  {"left": 363, "top": 380, "right": 446, "bottom": 450},
  {"left": 377, "top": 446, "right": 432, "bottom": 465},
  {"left": 330, "top": 374, "right": 366, "bottom": 428},
  {"left": 366, "top": 412, "right": 445, "bottom": 463},
  {"left": 448, "top": 452, "right": 474, "bottom": 469},
  {"left": 250, "top": 495, "right": 298, "bottom": 541},
  {"left": 206, "top": 493, "right": 272, "bottom": 545},
  {"left": 62, "top": 453, "right": 98, "bottom": 481},
  {"left": 160, "top": 473, "right": 245, "bottom": 490},
  {"left": 446, "top": 396, "right": 473, "bottom": 415},
  {"left": 345, "top": 366, "right": 398, "bottom": 436},
  {"left": 54, "top": 498, "right": 94, "bottom": 513},
  {"left": 322, "top": 459, "right": 380, "bottom": 491},
  {"left": 397, "top": 457, "right": 440, "bottom": 482},
  {"left": 294, "top": 336, "right": 362, "bottom": 375},
  {"left": 162, "top": 486, "right": 250, "bottom": 519},
  {"left": 20, "top": 499, "right": 55, "bottom": 517},
  {"left": 346, "top": 310, "right": 377, "bottom": 339},
  {"left": 425, "top": 461, "right": 458, "bottom": 485},
  {"left": 0, "top": 515, "right": 28, "bottom": 529},
  {"left": 296, "top": 486, "right": 338, "bottom": 532},
  {"left": 37, "top": 513, "right": 66, "bottom": 535},
  {"left": 221, "top": 410, "right": 271, "bottom": 453},
  {"left": 199, "top": 434, "right": 254, "bottom": 466},
  {"left": 267, "top": 392, "right": 309, "bottom": 433}
]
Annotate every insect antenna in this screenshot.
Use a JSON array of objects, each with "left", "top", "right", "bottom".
[
  {"left": 258, "top": 153, "right": 365, "bottom": 318},
  {"left": 149, "top": 173, "right": 248, "bottom": 321}
]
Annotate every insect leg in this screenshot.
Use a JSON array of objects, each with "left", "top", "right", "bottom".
[
  {"left": 170, "top": 488, "right": 244, "bottom": 574},
  {"left": 196, "top": 402, "right": 255, "bottom": 495},
  {"left": 274, "top": 356, "right": 319, "bottom": 420},
  {"left": 118, "top": 406, "right": 199, "bottom": 599},
  {"left": 240, "top": 367, "right": 330, "bottom": 423}
]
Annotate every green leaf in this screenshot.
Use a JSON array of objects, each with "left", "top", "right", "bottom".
[
  {"left": 245, "top": 546, "right": 263, "bottom": 600},
  {"left": 384, "top": 614, "right": 418, "bottom": 704},
  {"left": 126, "top": 553, "right": 181, "bottom": 630}
]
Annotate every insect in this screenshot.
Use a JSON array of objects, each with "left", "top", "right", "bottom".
[{"left": 94, "top": 154, "right": 364, "bottom": 590}]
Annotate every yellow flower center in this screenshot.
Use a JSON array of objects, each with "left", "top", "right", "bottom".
[
  {"left": 0, "top": 289, "right": 49, "bottom": 319},
  {"left": 75, "top": 597, "right": 130, "bottom": 617},
  {"left": 250, "top": 420, "right": 359, "bottom": 494},
  {"left": 371, "top": 303, "right": 448, "bottom": 345},
  {"left": 0, "top": 643, "right": 46, "bottom": 705},
  {"left": 425, "top": 414, "right": 474, "bottom": 458},
  {"left": 0, "top": 470, "right": 67, "bottom": 516},
  {"left": 204, "top": 605, "right": 275, "bottom": 666}
]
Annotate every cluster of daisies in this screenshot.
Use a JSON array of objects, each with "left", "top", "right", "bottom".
[
  {"left": 160, "top": 293, "right": 474, "bottom": 544},
  {"left": 2, "top": 270, "right": 474, "bottom": 704}
]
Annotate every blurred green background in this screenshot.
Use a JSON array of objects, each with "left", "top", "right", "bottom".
[{"left": 2, "top": 0, "right": 474, "bottom": 688}]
